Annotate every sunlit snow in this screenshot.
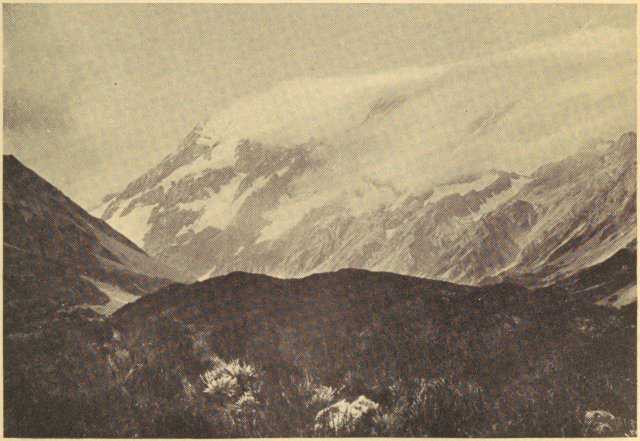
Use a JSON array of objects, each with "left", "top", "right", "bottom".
[
  {"left": 106, "top": 204, "right": 155, "bottom": 247},
  {"left": 109, "top": 27, "right": 634, "bottom": 258},
  {"left": 158, "top": 140, "right": 239, "bottom": 188}
]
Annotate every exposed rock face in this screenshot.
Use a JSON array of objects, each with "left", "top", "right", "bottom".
[
  {"left": 96, "top": 132, "right": 636, "bottom": 288},
  {"left": 582, "top": 410, "right": 631, "bottom": 437},
  {"left": 94, "top": 29, "right": 635, "bottom": 285},
  {"left": 315, "top": 395, "right": 379, "bottom": 434}
]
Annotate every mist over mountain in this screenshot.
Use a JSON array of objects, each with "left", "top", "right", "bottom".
[
  {"left": 3, "top": 20, "right": 636, "bottom": 439},
  {"left": 94, "top": 28, "right": 636, "bottom": 285}
]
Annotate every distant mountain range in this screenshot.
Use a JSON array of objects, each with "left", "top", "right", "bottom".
[
  {"left": 93, "top": 126, "right": 636, "bottom": 287},
  {"left": 5, "top": 126, "right": 635, "bottom": 332},
  {"left": 3, "top": 24, "right": 636, "bottom": 439},
  {"left": 93, "top": 28, "right": 636, "bottom": 285},
  {"left": 3, "top": 156, "right": 189, "bottom": 332},
  {"left": 5, "top": 28, "right": 636, "bottom": 328}
]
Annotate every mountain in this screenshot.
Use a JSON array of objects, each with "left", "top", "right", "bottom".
[
  {"left": 3, "top": 155, "right": 190, "bottom": 332},
  {"left": 555, "top": 245, "right": 637, "bottom": 308},
  {"left": 94, "top": 28, "right": 636, "bottom": 285}
]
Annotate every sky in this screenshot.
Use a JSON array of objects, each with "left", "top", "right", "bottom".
[{"left": 3, "top": 4, "right": 637, "bottom": 208}]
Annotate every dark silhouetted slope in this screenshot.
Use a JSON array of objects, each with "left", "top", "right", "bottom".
[{"left": 3, "top": 155, "right": 191, "bottom": 332}]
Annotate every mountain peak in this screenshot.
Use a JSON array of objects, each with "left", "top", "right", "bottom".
[
  {"left": 4, "top": 154, "right": 32, "bottom": 176},
  {"left": 618, "top": 131, "right": 637, "bottom": 148},
  {"left": 607, "top": 131, "right": 637, "bottom": 158},
  {"left": 94, "top": 29, "right": 635, "bottom": 284}
]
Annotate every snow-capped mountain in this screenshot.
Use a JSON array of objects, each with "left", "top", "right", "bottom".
[{"left": 94, "top": 28, "right": 636, "bottom": 285}]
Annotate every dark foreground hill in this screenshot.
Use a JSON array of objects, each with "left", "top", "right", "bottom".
[
  {"left": 3, "top": 155, "right": 190, "bottom": 333},
  {"left": 5, "top": 253, "right": 636, "bottom": 437}
]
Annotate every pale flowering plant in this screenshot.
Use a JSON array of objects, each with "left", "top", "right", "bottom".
[
  {"left": 201, "top": 370, "right": 238, "bottom": 396},
  {"left": 311, "top": 385, "right": 337, "bottom": 406},
  {"left": 200, "top": 357, "right": 262, "bottom": 404}
]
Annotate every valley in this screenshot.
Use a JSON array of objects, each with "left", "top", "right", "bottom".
[{"left": 3, "top": 11, "right": 636, "bottom": 437}]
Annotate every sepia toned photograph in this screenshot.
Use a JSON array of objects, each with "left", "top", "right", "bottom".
[{"left": 3, "top": 3, "right": 637, "bottom": 437}]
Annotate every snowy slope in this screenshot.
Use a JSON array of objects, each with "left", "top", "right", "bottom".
[{"left": 95, "top": 27, "right": 636, "bottom": 284}]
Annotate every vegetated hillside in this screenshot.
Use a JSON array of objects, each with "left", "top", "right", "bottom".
[
  {"left": 3, "top": 155, "right": 190, "bottom": 333},
  {"left": 5, "top": 250, "right": 635, "bottom": 437},
  {"left": 112, "top": 261, "right": 636, "bottom": 387},
  {"left": 94, "top": 28, "right": 635, "bottom": 285}
]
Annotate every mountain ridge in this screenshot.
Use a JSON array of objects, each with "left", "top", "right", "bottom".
[
  {"left": 3, "top": 155, "right": 191, "bottom": 331},
  {"left": 93, "top": 29, "right": 635, "bottom": 285},
  {"left": 95, "top": 132, "right": 636, "bottom": 287}
]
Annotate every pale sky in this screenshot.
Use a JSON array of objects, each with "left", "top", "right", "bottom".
[{"left": 3, "top": 4, "right": 636, "bottom": 208}]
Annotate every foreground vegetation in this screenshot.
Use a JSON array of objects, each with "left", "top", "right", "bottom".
[{"left": 4, "top": 266, "right": 636, "bottom": 437}]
